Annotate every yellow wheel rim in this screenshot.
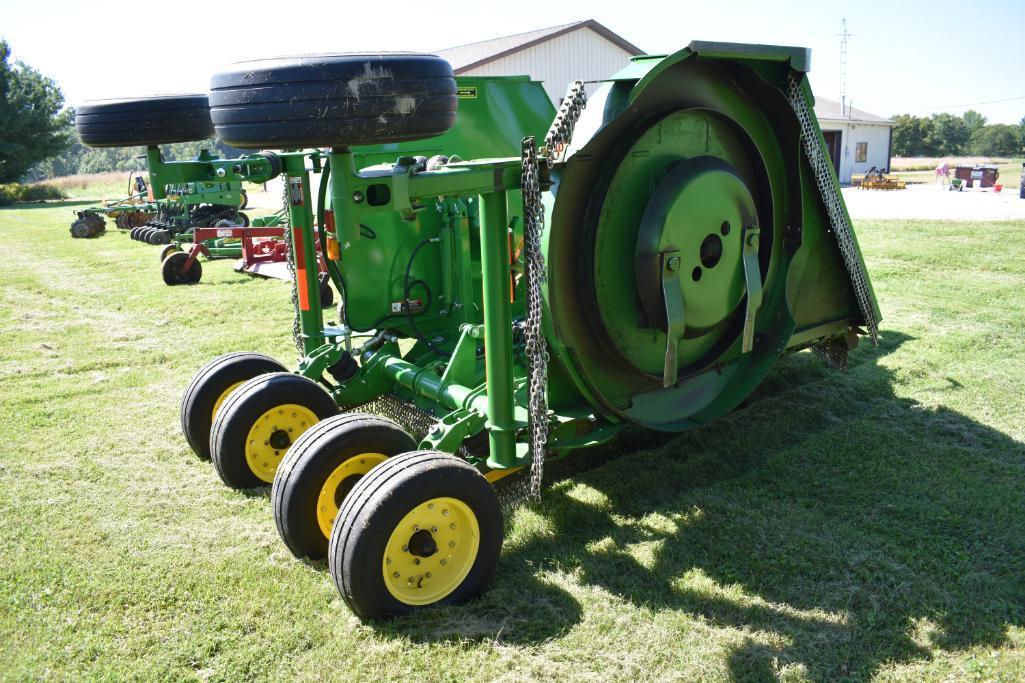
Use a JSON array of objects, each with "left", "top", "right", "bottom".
[
  {"left": 382, "top": 497, "right": 479, "bottom": 606},
  {"left": 316, "top": 452, "right": 388, "bottom": 539},
  {"left": 244, "top": 404, "right": 319, "bottom": 483},
  {"left": 211, "top": 381, "right": 245, "bottom": 425}
]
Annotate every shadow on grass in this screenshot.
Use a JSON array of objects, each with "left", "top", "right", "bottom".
[{"left": 381, "top": 331, "right": 1025, "bottom": 678}]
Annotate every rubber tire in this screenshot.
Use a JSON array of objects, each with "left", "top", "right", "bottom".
[
  {"left": 159, "top": 244, "right": 180, "bottom": 262},
  {"left": 180, "top": 352, "right": 288, "bottom": 461},
  {"left": 239, "top": 189, "right": 249, "bottom": 210},
  {"left": 210, "top": 372, "right": 338, "bottom": 489},
  {"left": 76, "top": 94, "right": 214, "bottom": 148},
  {"left": 209, "top": 54, "right": 457, "bottom": 149},
  {"left": 162, "top": 251, "right": 202, "bottom": 285},
  {"left": 272, "top": 413, "right": 417, "bottom": 560},
  {"left": 329, "top": 450, "right": 503, "bottom": 620},
  {"left": 129, "top": 226, "right": 142, "bottom": 240},
  {"left": 150, "top": 229, "right": 171, "bottom": 245}
]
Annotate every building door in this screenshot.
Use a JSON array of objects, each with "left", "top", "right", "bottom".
[{"left": 822, "top": 131, "right": 842, "bottom": 175}]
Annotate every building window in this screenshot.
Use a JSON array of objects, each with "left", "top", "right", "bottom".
[{"left": 855, "top": 142, "right": 868, "bottom": 163}]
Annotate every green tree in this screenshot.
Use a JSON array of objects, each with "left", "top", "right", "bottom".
[
  {"left": 962, "top": 110, "right": 987, "bottom": 136},
  {"left": 891, "top": 114, "right": 937, "bottom": 156},
  {"left": 970, "top": 124, "right": 1021, "bottom": 156},
  {"left": 929, "top": 113, "right": 970, "bottom": 155},
  {"left": 0, "top": 39, "right": 71, "bottom": 182}
]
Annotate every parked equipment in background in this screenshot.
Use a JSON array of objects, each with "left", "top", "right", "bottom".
[
  {"left": 69, "top": 174, "right": 153, "bottom": 238},
  {"left": 852, "top": 166, "right": 905, "bottom": 190},
  {"left": 953, "top": 164, "right": 1000, "bottom": 189},
  {"left": 86, "top": 45, "right": 879, "bottom": 620}
]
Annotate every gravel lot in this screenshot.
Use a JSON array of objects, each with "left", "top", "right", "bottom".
[{"left": 843, "top": 183, "right": 1025, "bottom": 221}]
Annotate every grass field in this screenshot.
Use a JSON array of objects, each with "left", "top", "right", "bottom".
[{"left": 1, "top": 197, "right": 1023, "bottom": 681}]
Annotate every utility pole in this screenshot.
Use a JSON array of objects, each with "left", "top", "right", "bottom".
[{"left": 837, "top": 18, "right": 854, "bottom": 117}]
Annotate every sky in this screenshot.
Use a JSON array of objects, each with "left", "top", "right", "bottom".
[{"left": 1, "top": 0, "right": 1023, "bottom": 124}]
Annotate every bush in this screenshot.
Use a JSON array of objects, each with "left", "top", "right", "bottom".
[{"left": 0, "top": 182, "right": 66, "bottom": 206}]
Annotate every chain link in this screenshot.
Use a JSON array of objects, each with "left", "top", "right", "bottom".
[
  {"left": 786, "top": 74, "right": 879, "bottom": 348},
  {"left": 280, "top": 178, "right": 303, "bottom": 358},
  {"left": 500, "top": 81, "right": 588, "bottom": 506}
]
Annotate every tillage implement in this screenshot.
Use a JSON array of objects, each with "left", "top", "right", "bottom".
[
  {"left": 163, "top": 43, "right": 877, "bottom": 619},
  {"left": 73, "top": 94, "right": 250, "bottom": 246}
]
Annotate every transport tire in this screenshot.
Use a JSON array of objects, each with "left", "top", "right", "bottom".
[
  {"left": 180, "top": 352, "right": 288, "bottom": 461},
  {"left": 272, "top": 413, "right": 416, "bottom": 560},
  {"left": 161, "top": 251, "right": 202, "bottom": 285},
  {"left": 209, "top": 54, "right": 457, "bottom": 149},
  {"left": 318, "top": 273, "right": 334, "bottom": 309},
  {"left": 70, "top": 219, "right": 95, "bottom": 238},
  {"left": 75, "top": 94, "right": 214, "bottom": 148},
  {"left": 210, "top": 372, "right": 338, "bottom": 488},
  {"left": 329, "top": 450, "right": 502, "bottom": 619},
  {"left": 238, "top": 189, "right": 249, "bottom": 210}
]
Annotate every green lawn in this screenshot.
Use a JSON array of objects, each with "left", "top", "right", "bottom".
[{"left": 1, "top": 199, "right": 1023, "bottom": 681}]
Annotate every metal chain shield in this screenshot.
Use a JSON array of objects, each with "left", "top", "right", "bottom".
[
  {"left": 280, "top": 178, "right": 303, "bottom": 358},
  {"left": 506, "top": 81, "right": 587, "bottom": 506},
  {"left": 787, "top": 75, "right": 879, "bottom": 346}
]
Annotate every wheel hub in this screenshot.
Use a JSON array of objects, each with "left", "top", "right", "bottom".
[
  {"left": 316, "top": 452, "right": 388, "bottom": 539},
  {"left": 382, "top": 497, "right": 480, "bottom": 606},
  {"left": 243, "top": 403, "right": 320, "bottom": 483}
]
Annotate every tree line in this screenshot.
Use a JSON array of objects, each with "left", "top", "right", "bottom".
[{"left": 890, "top": 110, "right": 1025, "bottom": 158}]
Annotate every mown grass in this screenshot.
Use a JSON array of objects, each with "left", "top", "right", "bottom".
[{"left": 0, "top": 200, "right": 1023, "bottom": 681}]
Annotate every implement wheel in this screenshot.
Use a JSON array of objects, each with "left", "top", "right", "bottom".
[
  {"left": 180, "top": 352, "right": 287, "bottom": 460},
  {"left": 209, "top": 54, "right": 456, "bottom": 149},
  {"left": 318, "top": 273, "right": 334, "bottom": 309},
  {"left": 210, "top": 372, "right": 338, "bottom": 488},
  {"left": 75, "top": 94, "right": 213, "bottom": 148},
  {"left": 161, "top": 251, "right": 202, "bottom": 285},
  {"left": 329, "top": 450, "right": 502, "bottom": 619},
  {"left": 238, "top": 189, "right": 249, "bottom": 210},
  {"left": 272, "top": 413, "right": 416, "bottom": 560},
  {"left": 159, "top": 244, "right": 180, "bottom": 262}
]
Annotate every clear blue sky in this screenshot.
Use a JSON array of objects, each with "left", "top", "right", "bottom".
[{"left": 2, "top": 0, "right": 1022, "bottom": 123}]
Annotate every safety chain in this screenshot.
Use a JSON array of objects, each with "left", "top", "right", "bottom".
[
  {"left": 543, "top": 80, "right": 587, "bottom": 166},
  {"left": 519, "top": 136, "right": 550, "bottom": 505},
  {"left": 280, "top": 178, "right": 303, "bottom": 358},
  {"left": 500, "top": 81, "right": 587, "bottom": 507},
  {"left": 787, "top": 74, "right": 879, "bottom": 348}
]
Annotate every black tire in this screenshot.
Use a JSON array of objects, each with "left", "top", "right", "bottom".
[
  {"left": 210, "top": 372, "right": 338, "bottom": 489},
  {"left": 139, "top": 227, "right": 155, "bottom": 242},
  {"left": 209, "top": 54, "right": 457, "bottom": 149},
  {"left": 161, "top": 251, "right": 202, "bottom": 285},
  {"left": 272, "top": 413, "right": 416, "bottom": 560},
  {"left": 180, "top": 352, "right": 288, "bottom": 461},
  {"left": 329, "top": 450, "right": 502, "bottom": 620},
  {"left": 150, "top": 229, "right": 171, "bottom": 245},
  {"left": 129, "top": 226, "right": 142, "bottom": 240},
  {"left": 238, "top": 189, "right": 249, "bottom": 210},
  {"left": 159, "top": 244, "right": 180, "bottom": 262},
  {"left": 75, "top": 94, "right": 214, "bottom": 148}
]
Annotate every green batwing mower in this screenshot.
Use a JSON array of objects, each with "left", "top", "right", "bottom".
[{"left": 166, "top": 45, "right": 878, "bottom": 619}]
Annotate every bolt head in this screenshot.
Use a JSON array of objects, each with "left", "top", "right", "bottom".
[{"left": 666, "top": 256, "right": 681, "bottom": 271}]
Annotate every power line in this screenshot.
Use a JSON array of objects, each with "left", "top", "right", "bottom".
[{"left": 896, "top": 94, "right": 1025, "bottom": 112}]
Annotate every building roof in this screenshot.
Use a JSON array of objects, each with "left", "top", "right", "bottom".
[
  {"left": 815, "top": 96, "right": 892, "bottom": 124},
  {"left": 435, "top": 20, "right": 644, "bottom": 74}
]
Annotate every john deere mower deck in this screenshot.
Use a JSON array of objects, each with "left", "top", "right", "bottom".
[{"left": 90, "top": 45, "right": 878, "bottom": 619}]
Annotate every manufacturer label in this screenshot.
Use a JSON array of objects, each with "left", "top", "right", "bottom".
[
  {"left": 216, "top": 229, "right": 233, "bottom": 238},
  {"left": 456, "top": 87, "right": 477, "bottom": 99}
]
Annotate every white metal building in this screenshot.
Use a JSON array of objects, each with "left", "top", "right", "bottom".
[
  {"left": 434, "top": 20, "right": 643, "bottom": 103},
  {"left": 436, "top": 21, "right": 893, "bottom": 184},
  {"left": 815, "top": 98, "right": 894, "bottom": 184}
]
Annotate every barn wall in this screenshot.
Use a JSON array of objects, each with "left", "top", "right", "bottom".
[
  {"left": 819, "top": 120, "right": 894, "bottom": 184},
  {"left": 459, "top": 28, "right": 635, "bottom": 103}
]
